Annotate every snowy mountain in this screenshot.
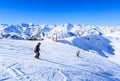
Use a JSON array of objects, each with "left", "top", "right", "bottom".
[
  {"left": 0, "top": 23, "right": 120, "bottom": 40},
  {"left": 0, "top": 23, "right": 118, "bottom": 39},
  {"left": 0, "top": 23, "right": 120, "bottom": 81}
]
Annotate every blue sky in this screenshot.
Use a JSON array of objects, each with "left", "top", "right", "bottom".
[{"left": 0, "top": 0, "right": 120, "bottom": 25}]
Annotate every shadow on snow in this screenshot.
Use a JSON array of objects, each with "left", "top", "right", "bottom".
[{"left": 59, "top": 35, "right": 115, "bottom": 58}]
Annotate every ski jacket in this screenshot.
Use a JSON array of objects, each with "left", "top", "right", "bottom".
[{"left": 34, "top": 43, "right": 40, "bottom": 53}]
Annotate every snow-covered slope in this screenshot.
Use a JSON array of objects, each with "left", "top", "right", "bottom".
[
  {"left": 60, "top": 35, "right": 114, "bottom": 58},
  {"left": 0, "top": 39, "right": 120, "bottom": 81}
]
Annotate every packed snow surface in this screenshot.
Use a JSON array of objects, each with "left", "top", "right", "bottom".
[{"left": 0, "top": 37, "right": 120, "bottom": 81}]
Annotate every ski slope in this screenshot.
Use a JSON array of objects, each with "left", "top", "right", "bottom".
[{"left": 0, "top": 38, "right": 120, "bottom": 81}]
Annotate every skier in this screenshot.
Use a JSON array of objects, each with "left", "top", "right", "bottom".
[
  {"left": 76, "top": 50, "right": 80, "bottom": 57},
  {"left": 34, "top": 42, "right": 41, "bottom": 59}
]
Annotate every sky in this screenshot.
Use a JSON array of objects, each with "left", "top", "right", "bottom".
[{"left": 0, "top": 0, "right": 120, "bottom": 25}]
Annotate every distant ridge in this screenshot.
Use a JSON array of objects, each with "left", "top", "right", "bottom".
[{"left": 0, "top": 23, "right": 120, "bottom": 39}]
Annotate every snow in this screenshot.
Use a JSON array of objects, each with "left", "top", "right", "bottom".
[
  {"left": 0, "top": 23, "right": 120, "bottom": 81},
  {"left": 0, "top": 23, "right": 120, "bottom": 39},
  {"left": 0, "top": 38, "right": 120, "bottom": 81},
  {"left": 61, "top": 35, "right": 115, "bottom": 58}
]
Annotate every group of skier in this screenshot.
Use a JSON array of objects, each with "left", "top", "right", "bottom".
[{"left": 34, "top": 42, "right": 80, "bottom": 59}]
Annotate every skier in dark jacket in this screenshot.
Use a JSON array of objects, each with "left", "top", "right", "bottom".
[{"left": 34, "top": 42, "right": 41, "bottom": 59}]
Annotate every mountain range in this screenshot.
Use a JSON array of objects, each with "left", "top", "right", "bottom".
[{"left": 0, "top": 23, "right": 120, "bottom": 40}]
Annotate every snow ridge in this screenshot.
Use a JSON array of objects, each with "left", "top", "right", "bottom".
[{"left": 0, "top": 23, "right": 120, "bottom": 40}]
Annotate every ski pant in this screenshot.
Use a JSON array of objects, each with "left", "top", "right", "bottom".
[{"left": 35, "top": 51, "right": 40, "bottom": 58}]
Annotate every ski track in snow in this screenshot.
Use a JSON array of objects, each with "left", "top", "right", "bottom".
[
  {"left": 0, "top": 65, "right": 23, "bottom": 81},
  {"left": 0, "top": 62, "right": 30, "bottom": 81}
]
